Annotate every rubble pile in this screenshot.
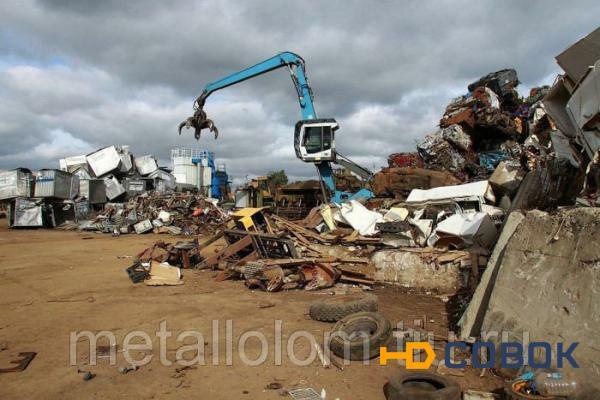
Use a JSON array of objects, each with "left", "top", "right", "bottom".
[{"left": 81, "top": 192, "right": 227, "bottom": 236}]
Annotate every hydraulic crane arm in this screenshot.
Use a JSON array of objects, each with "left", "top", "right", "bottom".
[
  {"left": 179, "top": 51, "right": 374, "bottom": 203},
  {"left": 179, "top": 52, "right": 316, "bottom": 138}
]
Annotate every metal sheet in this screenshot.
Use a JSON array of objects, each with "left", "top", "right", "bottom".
[
  {"left": 556, "top": 27, "right": 600, "bottom": 84},
  {"left": 406, "top": 180, "right": 495, "bottom": 204},
  {"left": 543, "top": 76, "right": 578, "bottom": 138},
  {"left": 566, "top": 60, "right": 600, "bottom": 132},
  {"left": 10, "top": 197, "right": 43, "bottom": 227},
  {"left": 70, "top": 174, "right": 79, "bottom": 199},
  {"left": 235, "top": 190, "right": 249, "bottom": 208},
  {"left": 119, "top": 153, "right": 134, "bottom": 174}
]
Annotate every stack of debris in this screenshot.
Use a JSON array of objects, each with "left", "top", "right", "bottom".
[
  {"left": 81, "top": 192, "right": 226, "bottom": 236},
  {"left": 129, "top": 206, "right": 374, "bottom": 289}
]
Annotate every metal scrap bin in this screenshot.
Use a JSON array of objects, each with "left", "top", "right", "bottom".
[
  {"left": 0, "top": 168, "right": 34, "bottom": 200},
  {"left": 79, "top": 179, "right": 106, "bottom": 204},
  {"left": 59, "top": 155, "right": 88, "bottom": 173},
  {"left": 103, "top": 175, "right": 125, "bottom": 200},
  {"left": 134, "top": 155, "right": 159, "bottom": 176},
  {"left": 34, "top": 169, "right": 73, "bottom": 199},
  {"left": 124, "top": 178, "right": 147, "bottom": 198},
  {"left": 49, "top": 200, "right": 77, "bottom": 226},
  {"left": 86, "top": 146, "right": 121, "bottom": 177},
  {"left": 8, "top": 197, "right": 44, "bottom": 228},
  {"left": 134, "top": 219, "right": 153, "bottom": 234}
]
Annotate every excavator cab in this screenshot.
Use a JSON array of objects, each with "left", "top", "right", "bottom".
[{"left": 294, "top": 119, "right": 338, "bottom": 162}]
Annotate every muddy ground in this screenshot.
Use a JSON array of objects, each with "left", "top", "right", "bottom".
[{"left": 0, "top": 220, "right": 502, "bottom": 399}]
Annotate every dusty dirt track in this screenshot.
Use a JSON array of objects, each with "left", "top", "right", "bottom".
[{"left": 0, "top": 220, "right": 501, "bottom": 399}]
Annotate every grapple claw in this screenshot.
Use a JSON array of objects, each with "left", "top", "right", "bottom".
[{"left": 177, "top": 91, "right": 218, "bottom": 141}]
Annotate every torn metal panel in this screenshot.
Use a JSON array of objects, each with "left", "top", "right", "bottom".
[
  {"left": 566, "top": 60, "right": 600, "bottom": 132},
  {"left": 467, "top": 69, "right": 519, "bottom": 97},
  {"left": 427, "top": 212, "right": 498, "bottom": 250},
  {"left": 339, "top": 200, "right": 384, "bottom": 236},
  {"left": 555, "top": 27, "right": 600, "bottom": 84},
  {"left": 8, "top": 197, "right": 43, "bottom": 228},
  {"left": 543, "top": 76, "right": 578, "bottom": 138},
  {"left": 59, "top": 155, "right": 88, "bottom": 173}
]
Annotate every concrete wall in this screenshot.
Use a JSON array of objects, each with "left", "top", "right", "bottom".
[
  {"left": 371, "top": 249, "right": 467, "bottom": 294},
  {"left": 480, "top": 208, "right": 600, "bottom": 397}
]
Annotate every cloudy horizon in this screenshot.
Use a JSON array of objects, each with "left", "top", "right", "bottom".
[{"left": 1, "top": 0, "right": 599, "bottom": 186}]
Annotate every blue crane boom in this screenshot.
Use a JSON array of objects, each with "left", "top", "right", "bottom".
[{"left": 179, "top": 51, "right": 373, "bottom": 203}]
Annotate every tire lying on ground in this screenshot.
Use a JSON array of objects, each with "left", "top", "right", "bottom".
[
  {"left": 329, "top": 311, "right": 391, "bottom": 361},
  {"left": 309, "top": 293, "right": 378, "bottom": 322},
  {"left": 383, "top": 372, "right": 461, "bottom": 400}
]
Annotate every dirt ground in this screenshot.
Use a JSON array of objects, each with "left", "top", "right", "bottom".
[{"left": 0, "top": 219, "right": 502, "bottom": 399}]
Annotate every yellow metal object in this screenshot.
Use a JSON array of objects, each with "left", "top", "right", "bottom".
[{"left": 231, "top": 207, "right": 270, "bottom": 231}]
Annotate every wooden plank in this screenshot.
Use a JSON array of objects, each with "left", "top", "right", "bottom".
[{"left": 200, "top": 235, "right": 254, "bottom": 269}]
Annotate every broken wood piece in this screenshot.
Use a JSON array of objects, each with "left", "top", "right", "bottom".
[{"left": 314, "top": 342, "right": 331, "bottom": 369}]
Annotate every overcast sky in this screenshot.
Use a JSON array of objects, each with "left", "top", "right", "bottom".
[{"left": 1, "top": 1, "right": 599, "bottom": 185}]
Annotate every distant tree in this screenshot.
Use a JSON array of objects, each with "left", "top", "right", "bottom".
[{"left": 267, "top": 169, "right": 288, "bottom": 187}]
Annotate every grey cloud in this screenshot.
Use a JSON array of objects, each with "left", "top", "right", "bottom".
[{"left": 0, "top": 0, "right": 599, "bottom": 185}]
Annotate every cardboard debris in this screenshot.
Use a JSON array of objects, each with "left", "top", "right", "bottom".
[{"left": 145, "top": 262, "right": 183, "bottom": 286}]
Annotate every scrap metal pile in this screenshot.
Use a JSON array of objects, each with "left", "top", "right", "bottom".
[
  {"left": 0, "top": 145, "right": 181, "bottom": 230},
  {"left": 81, "top": 192, "right": 227, "bottom": 236},
  {"left": 375, "top": 36, "right": 600, "bottom": 209}
]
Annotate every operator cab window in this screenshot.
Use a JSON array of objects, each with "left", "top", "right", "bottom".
[{"left": 303, "top": 125, "right": 332, "bottom": 154}]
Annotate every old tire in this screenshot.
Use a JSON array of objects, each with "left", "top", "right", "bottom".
[
  {"left": 329, "top": 311, "right": 391, "bottom": 360},
  {"left": 383, "top": 372, "right": 461, "bottom": 400},
  {"left": 309, "top": 294, "right": 378, "bottom": 322}
]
